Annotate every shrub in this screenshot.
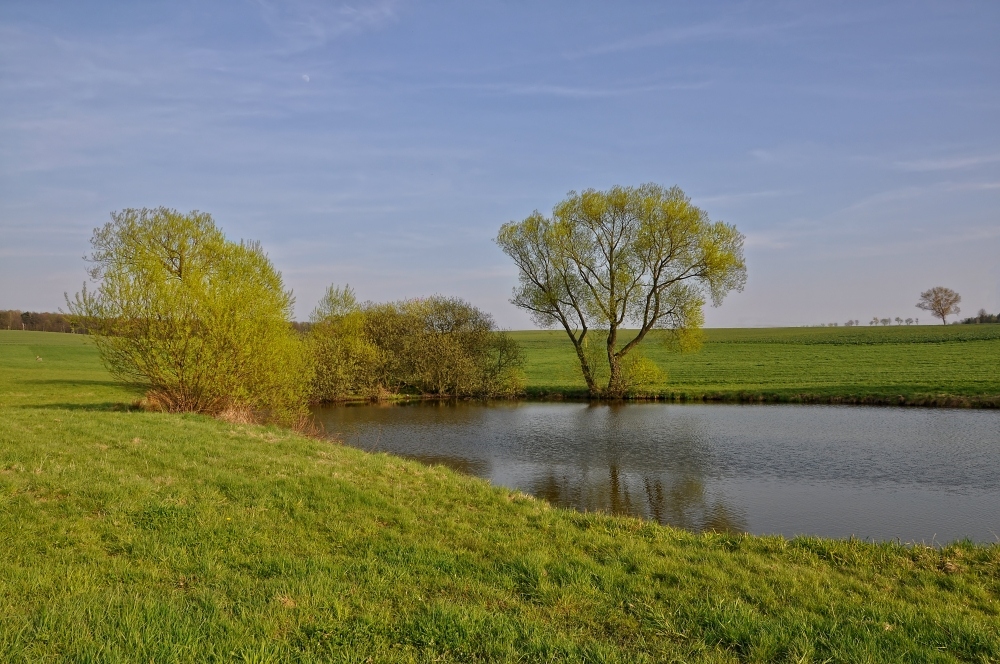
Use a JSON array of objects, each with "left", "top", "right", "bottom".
[
  {"left": 307, "top": 285, "right": 381, "bottom": 401},
  {"left": 361, "top": 296, "right": 524, "bottom": 398},
  {"left": 67, "top": 207, "right": 311, "bottom": 423}
]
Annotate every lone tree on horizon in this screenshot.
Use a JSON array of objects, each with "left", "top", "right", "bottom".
[{"left": 916, "top": 286, "right": 961, "bottom": 325}]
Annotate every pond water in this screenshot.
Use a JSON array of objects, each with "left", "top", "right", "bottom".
[{"left": 312, "top": 402, "right": 1000, "bottom": 544}]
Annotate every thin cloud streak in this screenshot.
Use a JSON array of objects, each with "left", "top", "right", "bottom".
[
  {"left": 893, "top": 154, "right": 1000, "bottom": 172},
  {"left": 255, "top": 0, "right": 399, "bottom": 52},
  {"left": 563, "top": 18, "right": 804, "bottom": 59}
]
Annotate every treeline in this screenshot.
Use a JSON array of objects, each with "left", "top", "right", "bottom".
[
  {"left": 0, "top": 310, "right": 86, "bottom": 333},
  {"left": 961, "top": 309, "right": 999, "bottom": 324}
]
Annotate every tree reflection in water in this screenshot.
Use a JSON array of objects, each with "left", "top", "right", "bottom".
[
  {"left": 324, "top": 400, "right": 748, "bottom": 534},
  {"left": 314, "top": 400, "right": 1000, "bottom": 542},
  {"left": 530, "top": 463, "right": 747, "bottom": 534}
]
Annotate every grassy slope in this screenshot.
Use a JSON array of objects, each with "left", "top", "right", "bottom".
[
  {"left": 513, "top": 325, "right": 1000, "bottom": 404},
  {"left": 2, "top": 331, "right": 1000, "bottom": 662}
]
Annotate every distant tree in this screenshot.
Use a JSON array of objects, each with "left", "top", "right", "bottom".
[
  {"left": 496, "top": 183, "right": 745, "bottom": 397},
  {"left": 959, "top": 308, "right": 999, "bottom": 324},
  {"left": 916, "top": 287, "right": 961, "bottom": 325},
  {"left": 67, "top": 207, "right": 311, "bottom": 421},
  {"left": 869, "top": 317, "right": 879, "bottom": 326},
  {"left": 880, "top": 318, "right": 890, "bottom": 326},
  {"left": 894, "top": 317, "right": 903, "bottom": 325},
  {"left": 905, "top": 318, "right": 914, "bottom": 325}
]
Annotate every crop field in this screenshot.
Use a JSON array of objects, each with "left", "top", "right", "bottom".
[{"left": 513, "top": 325, "right": 1000, "bottom": 404}]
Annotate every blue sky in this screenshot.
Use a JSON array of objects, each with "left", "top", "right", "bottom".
[{"left": 2, "top": 0, "right": 998, "bottom": 327}]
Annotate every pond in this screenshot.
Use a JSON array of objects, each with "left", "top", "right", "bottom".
[{"left": 312, "top": 402, "right": 1000, "bottom": 544}]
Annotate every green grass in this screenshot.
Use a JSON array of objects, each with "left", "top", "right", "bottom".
[
  {"left": 2, "top": 330, "right": 1000, "bottom": 662},
  {"left": 514, "top": 325, "right": 1000, "bottom": 404}
]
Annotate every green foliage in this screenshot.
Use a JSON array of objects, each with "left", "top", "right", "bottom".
[
  {"left": 362, "top": 296, "right": 525, "bottom": 398},
  {"left": 497, "top": 183, "right": 745, "bottom": 397},
  {"left": 306, "top": 290, "right": 525, "bottom": 401},
  {"left": 66, "top": 207, "right": 311, "bottom": 422},
  {"left": 2, "top": 332, "right": 999, "bottom": 661},
  {"left": 307, "top": 285, "right": 381, "bottom": 401}
]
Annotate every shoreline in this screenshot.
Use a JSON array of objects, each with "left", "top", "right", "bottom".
[{"left": 315, "top": 390, "right": 1000, "bottom": 409}]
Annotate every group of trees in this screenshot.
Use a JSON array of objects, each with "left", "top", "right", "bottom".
[
  {"left": 66, "top": 185, "right": 742, "bottom": 419},
  {"left": 867, "top": 317, "right": 918, "bottom": 326},
  {"left": 822, "top": 287, "right": 974, "bottom": 328},
  {"left": 0, "top": 310, "right": 83, "bottom": 333},
  {"left": 37, "top": 196, "right": 997, "bottom": 422},
  {"left": 961, "top": 309, "right": 999, "bottom": 325},
  {"left": 67, "top": 207, "right": 527, "bottom": 424},
  {"left": 309, "top": 287, "right": 524, "bottom": 401}
]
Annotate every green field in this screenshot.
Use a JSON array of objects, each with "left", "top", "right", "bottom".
[
  {"left": 2, "top": 330, "right": 1000, "bottom": 661},
  {"left": 514, "top": 325, "right": 1000, "bottom": 405}
]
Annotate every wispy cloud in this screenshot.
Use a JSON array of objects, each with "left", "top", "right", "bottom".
[
  {"left": 563, "top": 18, "right": 803, "bottom": 59},
  {"left": 255, "top": 0, "right": 399, "bottom": 52},
  {"left": 696, "top": 189, "right": 792, "bottom": 206},
  {"left": 893, "top": 154, "right": 1000, "bottom": 172},
  {"left": 449, "top": 80, "right": 711, "bottom": 99}
]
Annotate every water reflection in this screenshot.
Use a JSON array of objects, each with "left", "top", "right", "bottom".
[{"left": 312, "top": 401, "right": 1000, "bottom": 543}]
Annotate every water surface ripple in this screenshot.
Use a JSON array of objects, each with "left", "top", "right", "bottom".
[{"left": 312, "top": 402, "right": 1000, "bottom": 544}]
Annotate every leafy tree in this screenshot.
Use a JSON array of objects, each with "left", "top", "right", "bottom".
[
  {"left": 880, "top": 318, "right": 890, "bottom": 326},
  {"left": 362, "top": 296, "right": 524, "bottom": 398},
  {"left": 308, "top": 285, "right": 381, "bottom": 401},
  {"left": 894, "top": 317, "right": 903, "bottom": 325},
  {"left": 905, "top": 318, "right": 914, "bottom": 325},
  {"left": 496, "top": 183, "right": 745, "bottom": 397},
  {"left": 916, "top": 287, "right": 961, "bottom": 325},
  {"left": 67, "top": 208, "right": 311, "bottom": 422}
]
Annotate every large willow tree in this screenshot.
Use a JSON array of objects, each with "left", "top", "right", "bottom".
[
  {"left": 68, "top": 207, "right": 310, "bottom": 421},
  {"left": 496, "top": 184, "right": 746, "bottom": 397}
]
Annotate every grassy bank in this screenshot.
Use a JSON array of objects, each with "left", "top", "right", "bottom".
[
  {"left": 514, "top": 325, "right": 1000, "bottom": 405},
  {"left": 2, "top": 331, "right": 1000, "bottom": 661}
]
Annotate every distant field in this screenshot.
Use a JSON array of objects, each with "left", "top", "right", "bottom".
[{"left": 512, "top": 325, "right": 1000, "bottom": 405}]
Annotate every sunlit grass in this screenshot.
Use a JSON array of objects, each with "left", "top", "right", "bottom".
[
  {"left": 514, "top": 325, "right": 1000, "bottom": 404},
  {"left": 1, "top": 330, "right": 999, "bottom": 661}
]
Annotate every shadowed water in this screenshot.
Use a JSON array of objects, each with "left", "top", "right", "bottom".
[{"left": 312, "top": 402, "right": 1000, "bottom": 544}]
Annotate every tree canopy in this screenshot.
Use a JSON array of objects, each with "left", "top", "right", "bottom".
[
  {"left": 916, "top": 287, "right": 962, "bottom": 325},
  {"left": 67, "top": 207, "right": 310, "bottom": 421},
  {"left": 496, "top": 183, "right": 746, "bottom": 396},
  {"left": 308, "top": 289, "right": 524, "bottom": 400}
]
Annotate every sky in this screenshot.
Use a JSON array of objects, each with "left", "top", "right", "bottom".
[{"left": 1, "top": 0, "right": 998, "bottom": 327}]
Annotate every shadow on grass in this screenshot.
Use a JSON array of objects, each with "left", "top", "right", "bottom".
[
  {"left": 23, "top": 378, "right": 124, "bottom": 388},
  {"left": 19, "top": 402, "right": 139, "bottom": 412}
]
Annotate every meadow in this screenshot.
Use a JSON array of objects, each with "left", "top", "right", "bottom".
[
  {"left": 514, "top": 324, "right": 1000, "bottom": 405},
  {"left": 1, "top": 330, "right": 1000, "bottom": 661}
]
